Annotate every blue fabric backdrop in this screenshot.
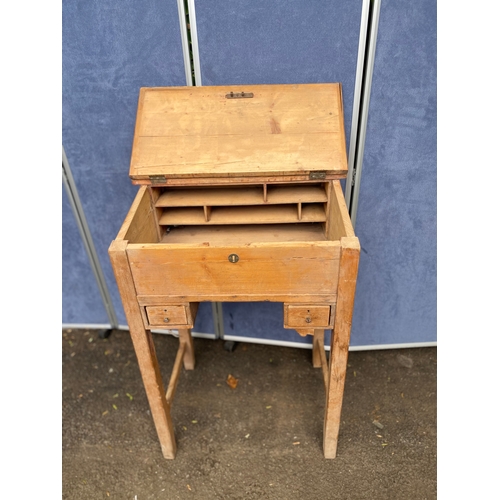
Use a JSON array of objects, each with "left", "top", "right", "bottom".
[
  {"left": 350, "top": 0, "right": 437, "bottom": 345},
  {"left": 62, "top": 187, "right": 108, "bottom": 325}
]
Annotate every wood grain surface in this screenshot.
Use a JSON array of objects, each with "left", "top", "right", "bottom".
[{"left": 130, "top": 84, "right": 348, "bottom": 180}]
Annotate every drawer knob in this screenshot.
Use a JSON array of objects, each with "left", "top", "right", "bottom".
[
  {"left": 164, "top": 318, "right": 170, "bottom": 323},
  {"left": 228, "top": 254, "right": 239, "bottom": 263},
  {"left": 305, "top": 317, "right": 312, "bottom": 324}
]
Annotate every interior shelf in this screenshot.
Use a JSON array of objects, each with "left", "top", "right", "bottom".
[
  {"left": 155, "top": 182, "right": 329, "bottom": 227},
  {"left": 266, "top": 185, "right": 327, "bottom": 204},
  {"left": 158, "top": 204, "right": 326, "bottom": 225},
  {"left": 156, "top": 184, "right": 328, "bottom": 207},
  {"left": 156, "top": 187, "right": 264, "bottom": 207}
]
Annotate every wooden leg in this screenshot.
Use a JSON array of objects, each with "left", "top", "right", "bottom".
[
  {"left": 178, "top": 329, "right": 195, "bottom": 370},
  {"left": 312, "top": 329, "right": 324, "bottom": 368},
  {"left": 109, "top": 241, "right": 177, "bottom": 459},
  {"left": 323, "top": 238, "right": 360, "bottom": 459},
  {"left": 132, "top": 327, "right": 177, "bottom": 459}
]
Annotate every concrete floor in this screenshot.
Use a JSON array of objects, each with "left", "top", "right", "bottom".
[{"left": 62, "top": 328, "right": 436, "bottom": 499}]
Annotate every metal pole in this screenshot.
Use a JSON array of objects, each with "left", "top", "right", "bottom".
[
  {"left": 62, "top": 146, "right": 119, "bottom": 334},
  {"left": 349, "top": 0, "right": 382, "bottom": 228},
  {"left": 345, "top": 0, "right": 371, "bottom": 208},
  {"left": 186, "top": 0, "right": 202, "bottom": 86},
  {"left": 177, "top": 0, "right": 194, "bottom": 86}
]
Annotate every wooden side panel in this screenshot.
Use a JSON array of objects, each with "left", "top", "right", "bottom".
[
  {"left": 116, "top": 186, "right": 159, "bottom": 244},
  {"left": 127, "top": 242, "right": 341, "bottom": 299},
  {"left": 323, "top": 236, "right": 360, "bottom": 458},
  {"left": 148, "top": 186, "right": 164, "bottom": 241},
  {"left": 327, "top": 181, "right": 355, "bottom": 241}
]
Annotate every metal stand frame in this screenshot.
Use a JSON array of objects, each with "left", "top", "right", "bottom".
[{"left": 62, "top": 146, "right": 118, "bottom": 335}]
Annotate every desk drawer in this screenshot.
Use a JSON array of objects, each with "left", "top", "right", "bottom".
[
  {"left": 141, "top": 303, "right": 199, "bottom": 329},
  {"left": 284, "top": 304, "right": 332, "bottom": 328},
  {"left": 127, "top": 242, "right": 340, "bottom": 301},
  {"left": 146, "top": 305, "right": 187, "bottom": 326}
]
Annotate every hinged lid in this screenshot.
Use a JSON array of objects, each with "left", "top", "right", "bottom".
[{"left": 129, "top": 83, "right": 348, "bottom": 183}]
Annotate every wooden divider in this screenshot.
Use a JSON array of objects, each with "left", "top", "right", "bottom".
[{"left": 155, "top": 183, "right": 329, "bottom": 226}]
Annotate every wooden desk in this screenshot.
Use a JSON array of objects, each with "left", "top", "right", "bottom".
[{"left": 109, "top": 84, "right": 360, "bottom": 459}]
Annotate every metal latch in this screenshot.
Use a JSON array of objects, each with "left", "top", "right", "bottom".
[
  {"left": 149, "top": 175, "right": 166, "bottom": 184},
  {"left": 225, "top": 92, "right": 254, "bottom": 99},
  {"left": 309, "top": 171, "right": 326, "bottom": 180}
]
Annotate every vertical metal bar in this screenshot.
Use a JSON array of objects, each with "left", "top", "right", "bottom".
[
  {"left": 345, "top": 0, "right": 371, "bottom": 207},
  {"left": 349, "top": 0, "right": 382, "bottom": 229},
  {"left": 186, "top": 0, "right": 202, "bottom": 86},
  {"left": 62, "top": 146, "right": 119, "bottom": 329},
  {"left": 211, "top": 302, "right": 225, "bottom": 340},
  {"left": 177, "top": 0, "right": 193, "bottom": 86}
]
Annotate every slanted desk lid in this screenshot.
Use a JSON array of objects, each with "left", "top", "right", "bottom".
[{"left": 129, "top": 83, "right": 348, "bottom": 183}]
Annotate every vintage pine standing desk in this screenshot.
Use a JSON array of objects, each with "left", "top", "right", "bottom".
[{"left": 109, "top": 83, "right": 360, "bottom": 459}]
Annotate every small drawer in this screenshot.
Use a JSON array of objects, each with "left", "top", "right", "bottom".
[
  {"left": 284, "top": 304, "right": 332, "bottom": 329},
  {"left": 145, "top": 305, "right": 188, "bottom": 327}
]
